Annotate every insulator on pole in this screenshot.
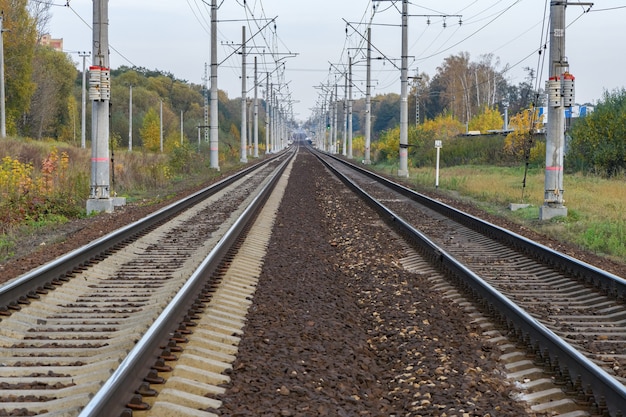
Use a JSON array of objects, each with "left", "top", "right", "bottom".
[
  {"left": 562, "top": 73, "right": 575, "bottom": 107},
  {"left": 546, "top": 77, "right": 561, "bottom": 108},
  {"left": 88, "top": 66, "right": 102, "bottom": 101}
]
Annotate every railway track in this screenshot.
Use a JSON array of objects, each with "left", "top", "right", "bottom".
[
  {"left": 316, "top": 150, "right": 626, "bottom": 416},
  {"left": 3, "top": 144, "right": 626, "bottom": 416},
  {"left": 0, "top": 149, "right": 294, "bottom": 416}
]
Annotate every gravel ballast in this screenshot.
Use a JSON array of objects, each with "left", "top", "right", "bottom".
[{"left": 213, "top": 151, "right": 539, "bottom": 416}]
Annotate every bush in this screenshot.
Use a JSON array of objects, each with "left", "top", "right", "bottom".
[
  {"left": 567, "top": 88, "right": 626, "bottom": 177},
  {"left": 0, "top": 147, "right": 85, "bottom": 232}
]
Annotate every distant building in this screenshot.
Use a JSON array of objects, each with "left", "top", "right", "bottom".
[
  {"left": 537, "top": 105, "right": 594, "bottom": 124},
  {"left": 39, "top": 34, "right": 63, "bottom": 51}
]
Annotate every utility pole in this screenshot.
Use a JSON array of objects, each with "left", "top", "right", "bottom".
[
  {"left": 329, "top": 85, "right": 335, "bottom": 154},
  {"left": 364, "top": 27, "right": 372, "bottom": 164},
  {"left": 269, "top": 82, "right": 274, "bottom": 153},
  {"left": 203, "top": 63, "right": 209, "bottom": 144},
  {"left": 128, "top": 84, "right": 132, "bottom": 151},
  {"left": 0, "top": 14, "right": 6, "bottom": 139},
  {"left": 414, "top": 68, "right": 420, "bottom": 126},
  {"left": 240, "top": 26, "right": 247, "bottom": 163},
  {"left": 273, "top": 91, "right": 279, "bottom": 151},
  {"left": 333, "top": 82, "right": 338, "bottom": 154},
  {"left": 247, "top": 98, "right": 252, "bottom": 156},
  {"left": 87, "top": 0, "right": 117, "bottom": 213},
  {"left": 209, "top": 0, "right": 220, "bottom": 170},
  {"left": 398, "top": 0, "right": 409, "bottom": 177},
  {"left": 342, "top": 70, "right": 347, "bottom": 156},
  {"left": 159, "top": 100, "right": 163, "bottom": 152},
  {"left": 348, "top": 56, "right": 353, "bottom": 159},
  {"left": 265, "top": 74, "right": 270, "bottom": 153},
  {"left": 254, "top": 56, "right": 259, "bottom": 157},
  {"left": 539, "top": 1, "right": 591, "bottom": 220},
  {"left": 79, "top": 52, "right": 90, "bottom": 148}
]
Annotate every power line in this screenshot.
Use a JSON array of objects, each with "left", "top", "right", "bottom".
[
  {"left": 64, "top": 3, "right": 137, "bottom": 67},
  {"left": 414, "top": 0, "right": 523, "bottom": 63}
]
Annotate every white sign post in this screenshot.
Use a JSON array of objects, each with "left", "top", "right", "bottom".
[{"left": 435, "top": 140, "right": 442, "bottom": 189}]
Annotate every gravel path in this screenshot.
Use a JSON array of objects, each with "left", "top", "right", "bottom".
[{"left": 213, "top": 151, "right": 539, "bottom": 416}]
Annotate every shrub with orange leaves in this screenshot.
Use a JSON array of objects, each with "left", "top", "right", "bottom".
[{"left": 0, "top": 148, "right": 80, "bottom": 231}]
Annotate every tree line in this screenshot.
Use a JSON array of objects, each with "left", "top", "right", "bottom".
[
  {"left": 316, "top": 51, "right": 542, "bottom": 139},
  {"left": 5, "top": 1, "right": 626, "bottom": 178},
  {"left": 2, "top": 0, "right": 267, "bottom": 155}
]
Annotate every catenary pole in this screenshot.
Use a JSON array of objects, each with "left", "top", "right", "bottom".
[
  {"left": 159, "top": 100, "right": 163, "bottom": 152},
  {"left": 540, "top": 1, "right": 570, "bottom": 220},
  {"left": 398, "top": 0, "right": 409, "bottom": 177},
  {"left": 342, "top": 69, "right": 347, "bottom": 156},
  {"left": 209, "top": 0, "right": 220, "bottom": 170},
  {"left": 329, "top": 87, "right": 334, "bottom": 153},
  {"left": 128, "top": 84, "right": 132, "bottom": 151},
  {"left": 269, "top": 82, "right": 274, "bottom": 153},
  {"left": 333, "top": 81, "right": 338, "bottom": 154},
  {"left": 348, "top": 56, "right": 353, "bottom": 158},
  {"left": 270, "top": 83, "right": 274, "bottom": 153},
  {"left": 0, "top": 14, "right": 5, "bottom": 139},
  {"left": 254, "top": 56, "right": 259, "bottom": 157},
  {"left": 88, "top": 0, "right": 111, "bottom": 204},
  {"left": 240, "top": 26, "right": 247, "bottom": 163},
  {"left": 86, "top": 0, "right": 123, "bottom": 212},
  {"left": 364, "top": 27, "right": 372, "bottom": 164},
  {"left": 79, "top": 52, "right": 90, "bottom": 148},
  {"left": 265, "top": 74, "right": 270, "bottom": 153}
]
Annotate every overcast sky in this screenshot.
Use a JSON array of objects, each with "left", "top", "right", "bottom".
[{"left": 49, "top": 1, "right": 626, "bottom": 121}]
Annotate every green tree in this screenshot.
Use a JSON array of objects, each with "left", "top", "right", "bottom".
[
  {"left": 568, "top": 88, "right": 626, "bottom": 176},
  {"left": 372, "top": 93, "right": 400, "bottom": 135},
  {"left": 2, "top": 0, "right": 37, "bottom": 134},
  {"left": 140, "top": 108, "right": 161, "bottom": 152},
  {"left": 26, "top": 46, "right": 77, "bottom": 140}
]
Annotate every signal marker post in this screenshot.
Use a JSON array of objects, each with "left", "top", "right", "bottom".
[{"left": 435, "top": 140, "right": 442, "bottom": 189}]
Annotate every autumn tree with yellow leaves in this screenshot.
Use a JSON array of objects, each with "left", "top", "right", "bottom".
[{"left": 504, "top": 108, "right": 544, "bottom": 164}]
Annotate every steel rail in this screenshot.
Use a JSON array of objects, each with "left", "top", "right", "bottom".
[
  {"left": 0, "top": 155, "right": 282, "bottom": 311},
  {"left": 78, "top": 147, "right": 295, "bottom": 417},
  {"left": 325, "top": 153, "right": 626, "bottom": 299},
  {"left": 314, "top": 150, "right": 626, "bottom": 416}
]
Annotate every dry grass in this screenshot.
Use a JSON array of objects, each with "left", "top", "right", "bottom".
[{"left": 409, "top": 164, "right": 626, "bottom": 260}]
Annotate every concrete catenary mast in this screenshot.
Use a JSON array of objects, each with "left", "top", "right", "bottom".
[
  {"left": 86, "top": 0, "right": 115, "bottom": 213},
  {"left": 540, "top": 1, "right": 591, "bottom": 220},
  {"left": 240, "top": 26, "right": 247, "bottom": 163},
  {"left": 397, "top": 0, "right": 409, "bottom": 177},
  {"left": 364, "top": 27, "right": 372, "bottom": 164},
  {"left": 209, "top": 0, "right": 220, "bottom": 170}
]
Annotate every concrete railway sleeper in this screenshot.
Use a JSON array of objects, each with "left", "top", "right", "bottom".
[
  {"left": 316, "top": 149, "right": 626, "bottom": 416},
  {"left": 3, "top": 145, "right": 626, "bottom": 416},
  {"left": 0, "top": 150, "right": 294, "bottom": 416}
]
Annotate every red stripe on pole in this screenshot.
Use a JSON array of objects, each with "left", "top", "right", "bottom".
[
  {"left": 91, "top": 157, "right": 110, "bottom": 162},
  {"left": 546, "top": 166, "right": 563, "bottom": 171}
]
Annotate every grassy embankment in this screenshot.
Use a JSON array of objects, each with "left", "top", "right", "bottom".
[
  {"left": 386, "top": 163, "right": 626, "bottom": 262},
  {"left": 0, "top": 138, "right": 242, "bottom": 261},
  {"left": 3, "top": 137, "right": 626, "bottom": 264}
]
